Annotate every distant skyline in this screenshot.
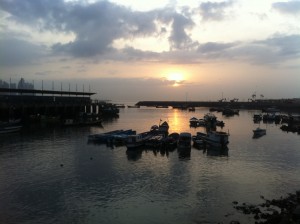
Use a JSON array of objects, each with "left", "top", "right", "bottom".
[{"left": 1, "top": 0, "right": 300, "bottom": 102}]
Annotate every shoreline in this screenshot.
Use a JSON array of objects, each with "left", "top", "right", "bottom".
[{"left": 231, "top": 191, "right": 300, "bottom": 224}]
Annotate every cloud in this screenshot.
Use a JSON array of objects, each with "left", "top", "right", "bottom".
[
  {"left": 272, "top": 1, "right": 300, "bottom": 15},
  {"left": 198, "top": 0, "right": 234, "bottom": 21},
  {"left": 222, "top": 34, "right": 300, "bottom": 65},
  {"left": 1, "top": 0, "right": 198, "bottom": 58},
  {"left": 0, "top": 36, "right": 46, "bottom": 66}
]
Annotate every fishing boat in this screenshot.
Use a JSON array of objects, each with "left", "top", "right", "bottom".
[
  {"left": 253, "top": 127, "right": 266, "bottom": 138},
  {"left": 192, "top": 132, "right": 206, "bottom": 148},
  {"left": 158, "top": 121, "right": 169, "bottom": 133},
  {"left": 189, "top": 117, "right": 199, "bottom": 126},
  {"left": 204, "top": 113, "right": 217, "bottom": 127},
  {"left": 177, "top": 132, "right": 192, "bottom": 150},
  {"left": 109, "top": 129, "right": 137, "bottom": 144},
  {"left": 201, "top": 131, "right": 229, "bottom": 148},
  {"left": 145, "top": 134, "right": 165, "bottom": 148},
  {"left": 163, "top": 132, "right": 179, "bottom": 149},
  {"left": 88, "top": 129, "right": 124, "bottom": 142},
  {"left": 126, "top": 132, "right": 152, "bottom": 150}
]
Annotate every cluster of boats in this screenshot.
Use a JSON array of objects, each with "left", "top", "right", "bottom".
[
  {"left": 209, "top": 107, "right": 239, "bottom": 116},
  {"left": 189, "top": 113, "right": 224, "bottom": 128},
  {"left": 88, "top": 120, "right": 230, "bottom": 151},
  {"left": 253, "top": 113, "right": 300, "bottom": 136}
]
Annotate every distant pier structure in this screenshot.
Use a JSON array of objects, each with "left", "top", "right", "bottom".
[{"left": 0, "top": 87, "right": 104, "bottom": 122}]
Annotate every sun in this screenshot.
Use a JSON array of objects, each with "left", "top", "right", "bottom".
[
  {"left": 167, "top": 72, "right": 185, "bottom": 87},
  {"left": 167, "top": 72, "right": 184, "bottom": 82}
]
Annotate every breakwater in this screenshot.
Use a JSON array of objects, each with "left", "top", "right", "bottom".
[{"left": 136, "top": 99, "right": 300, "bottom": 112}]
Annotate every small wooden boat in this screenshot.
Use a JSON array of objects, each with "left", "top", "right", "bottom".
[
  {"left": 189, "top": 117, "right": 199, "bottom": 126},
  {"left": 253, "top": 127, "right": 266, "bottom": 138},
  {"left": 88, "top": 130, "right": 124, "bottom": 142},
  {"left": 163, "top": 132, "right": 179, "bottom": 149},
  {"left": 192, "top": 132, "right": 206, "bottom": 148},
  {"left": 177, "top": 132, "right": 192, "bottom": 150},
  {"left": 158, "top": 121, "right": 169, "bottom": 133},
  {"left": 126, "top": 132, "right": 152, "bottom": 150},
  {"left": 145, "top": 134, "right": 165, "bottom": 148},
  {"left": 200, "top": 131, "right": 229, "bottom": 148}
]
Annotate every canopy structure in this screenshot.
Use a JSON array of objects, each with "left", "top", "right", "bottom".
[{"left": 0, "top": 88, "right": 95, "bottom": 96}]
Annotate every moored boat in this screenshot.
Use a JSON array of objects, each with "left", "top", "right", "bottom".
[
  {"left": 200, "top": 131, "right": 229, "bottom": 148},
  {"left": 177, "top": 132, "right": 192, "bottom": 150},
  {"left": 126, "top": 132, "right": 152, "bottom": 150},
  {"left": 163, "top": 132, "right": 179, "bottom": 149},
  {"left": 145, "top": 134, "right": 165, "bottom": 148},
  {"left": 189, "top": 117, "right": 199, "bottom": 126},
  {"left": 253, "top": 127, "right": 266, "bottom": 138},
  {"left": 158, "top": 121, "right": 169, "bottom": 133},
  {"left": 88, "top": 129, "right": 124, "bottom": 142},
  {"left": 192, "top": 132, "right": 206, "bottom": 148}
]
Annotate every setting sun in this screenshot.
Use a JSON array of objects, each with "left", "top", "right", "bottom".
[
  {"left": 167, "top": 72, "right": 184, "bottom": 82},
  {"left": 166, "top": 72, "right": 185, "bottom": 87}
]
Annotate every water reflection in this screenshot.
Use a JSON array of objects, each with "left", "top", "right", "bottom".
[
  {"left": 126, "top": 149, "right": 142, "bottom": 161},
  {"left": 204, "top": 146, "right": 229, "bottom": 157},
  {"left": 177, "top": 148, "right": 191, "bottom": 160}
]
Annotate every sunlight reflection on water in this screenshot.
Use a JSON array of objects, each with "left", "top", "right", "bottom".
[{"left": 0, "top": 107, "right": 299, "bottom": 224}]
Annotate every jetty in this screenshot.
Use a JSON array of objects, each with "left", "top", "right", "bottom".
[{"left": 136, "top": 99, "right": 300, "bottom": 112}]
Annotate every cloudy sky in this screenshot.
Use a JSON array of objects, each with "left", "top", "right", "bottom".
[{"left": 0, "top": 0, "right": 299, "bottom": 102}]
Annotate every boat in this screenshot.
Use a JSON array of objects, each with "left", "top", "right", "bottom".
[
  {"left": 126, "top": 132, "right": 152, "bottom": 150},
  {"left": 128, "top": 105, "right": 140, "bottom": 108},
  {"left": 0, "top": 121, "right": 22, "bottom": 134},
  {"left": 216, "top": 120, "right": 225, "bottom": 127},
  {"left": 188, "top": 107, "right": 195, "bottom": 112},
  {"left": 158, "top": 121, "right": 169, "bottom": 133},
  {"left": 192, "top": 132, "right": 206, "bottom": 148},
  {"left": 222, "top": 108, "right": 239, "bottom": 116},
  {"left": 145, "top": 134, "right": 165, "bottom": 148},
  {"left": 108, "top": 130, "right": 137, "bottom": 145},
  {"left": 115, "top": 104, "right": 126, "bottom": 108},
  {"left": 204, "top": 113, "right": 217, "bottom": 127},
  {"left": 253, "top": 127, "right": 266, "bottom": 138},
  {"left": 200, "top": 131, "right": 229, "bottom": 148},
  {"left": 163, "top": 132, "right": 179, "bottom": 149},
  {"left": 63, "top": 118, "right": 102, "bottom": 126},
  {"left": 88, "top": 129, "right": 124, "bottom": 142},
  {"left": 156, "top": 105, "right": 168, "bottom": 108},
  {"left": 177, "top": 132, "right": 192, "bottom": 150},
  {"left": 189, "top": 117, "right": 199, "bottom": 126}
]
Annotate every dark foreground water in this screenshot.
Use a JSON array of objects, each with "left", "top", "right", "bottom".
[{"left": 0, "top": 107, "right": 299, "bottom": 224}]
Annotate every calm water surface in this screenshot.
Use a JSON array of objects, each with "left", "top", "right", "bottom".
[{"left": 0, "top": 107, "right": 300, "bottom": 224}]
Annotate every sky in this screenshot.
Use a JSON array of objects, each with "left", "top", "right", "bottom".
[{"left": 0, "top": 0, "right": 300, "bottom": 102}]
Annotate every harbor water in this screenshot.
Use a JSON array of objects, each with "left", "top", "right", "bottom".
[{"left": 0, "top": 107, "right": 300, "bottom": 223}]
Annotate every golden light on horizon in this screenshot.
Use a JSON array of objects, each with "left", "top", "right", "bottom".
[{"left": 167, "top": 72, "right": 185, "bottom": 87}]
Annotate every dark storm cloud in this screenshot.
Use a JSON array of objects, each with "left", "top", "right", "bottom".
[
  {"left": 272, "top": 1, "right": 300, "bottom": 15},
  {"left": 0, "top": 37, "right": 46, "bottom": 66},
  {"left": 198, "top": 0, "right": 234, "bottom": 21}
]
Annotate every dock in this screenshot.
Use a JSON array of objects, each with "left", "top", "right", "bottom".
[{"left": 136, "top": 99, "right": 300, "bottom": 112}]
